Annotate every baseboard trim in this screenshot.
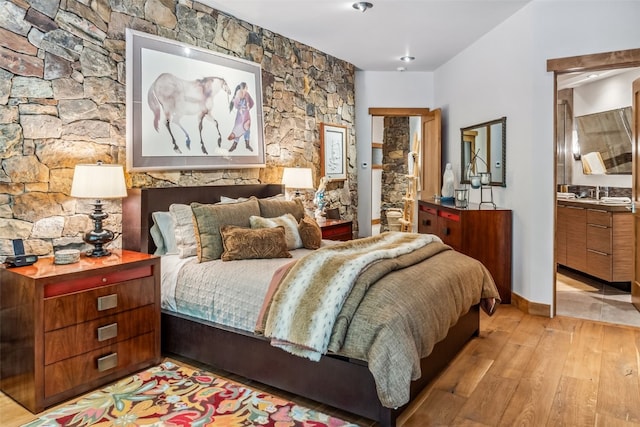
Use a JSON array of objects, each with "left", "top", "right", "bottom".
[{"left": 511, "top": 292, "right": 551, "bottom": 317}]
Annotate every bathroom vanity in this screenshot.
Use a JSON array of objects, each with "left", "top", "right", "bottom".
[{"left": 556, "top": 199, "right": 632, "bottom": 287}]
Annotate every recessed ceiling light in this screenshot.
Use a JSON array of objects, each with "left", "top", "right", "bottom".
[
  {"left": 352, "top": 2, "right": 373, "bottom": 12},
  {"left": 397, "top": 67, "right": 406, "bottom": 72},
  {"left": 400, "top": 56, "right": 415, "bottom": 62}
]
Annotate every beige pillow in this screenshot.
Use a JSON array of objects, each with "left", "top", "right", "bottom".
[
  {"left": 258, "top": 198, "right": 305, "bottom": 221},
  {"left": 169, "top": 204, "right": 198, "bottom": 258},
  {"left": 250, "top": 213, "right": 303, "bottom": 250},
  {"left": 298, "top": 216, "right": 322, "bottom": 249},
  {"left": 190, "top": 197, "right": 260, "bottom": 262},
  {"left": 220, "top": 225, "right": 291, "bottom": 261}
]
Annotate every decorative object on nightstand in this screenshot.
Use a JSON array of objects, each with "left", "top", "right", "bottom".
[
  {"left": 71, "top": 162, "right": 128, "bottom": 257},
  {"left": 0, "top": 250, "right": 161, "bottom": 413},
  {"left": 281, "top": 167, "right": 314, "bottom": 199},
  {"left": 319, "top": 218, "right": 353, "bottom": 241}
]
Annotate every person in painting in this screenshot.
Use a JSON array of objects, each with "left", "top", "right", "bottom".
[{"left": 227, "top": 82, "right": 255, "bottom": 152}]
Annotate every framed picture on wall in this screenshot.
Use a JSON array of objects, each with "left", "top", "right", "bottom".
[
  {"left": 320, "top": 123, "right": 347, "bottom": 181},
  {"left": 125, "top": 29, "right": 265, "bottom": 171}
]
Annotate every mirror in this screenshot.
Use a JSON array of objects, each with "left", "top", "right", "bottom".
[
  {"left": 575, "top": 106, "right": 632, "bottom": 175},
  {"left": 460, "top": 117, "right": 506, "bottom": 187}
]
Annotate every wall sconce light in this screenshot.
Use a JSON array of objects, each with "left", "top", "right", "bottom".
[
  {"left": 71, "top": 162, "right": 127, "bottom": 257},
  {"left": 282, "top": 167, "right": 314, "bottom": 198}
]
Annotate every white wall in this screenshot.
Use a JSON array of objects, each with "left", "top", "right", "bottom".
[
  {"left": 355, "top": 72, "right": 434, "bottom": 236},
  {"left": 571, "top": 68, "right": 640, "bottom": 187},
  {"left": 434, "top": 0, "right": 640, "bottom": 308}
]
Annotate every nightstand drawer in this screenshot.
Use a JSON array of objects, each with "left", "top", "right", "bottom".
[
  {"left": 44, "top": 304, "right": 156, "bottom": 365},
  {"left": 44, "top": 332, "right": 156, "bottom": 399},
  {"left": 320, "top": 219, "right": 353, "bottom": 241},
  {"left": 44, "top": 276, "right": 156, "bottom": 332}
]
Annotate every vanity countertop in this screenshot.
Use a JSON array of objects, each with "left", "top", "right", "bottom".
[{"left": 557, "top": 198, "right": 632, "bottom": 212}]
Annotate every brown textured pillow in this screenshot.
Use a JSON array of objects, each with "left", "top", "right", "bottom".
[
  {"left": 220, "top": 225, "right": 292, "bottom": 261},
  {"left": 191, "top": 197, "right": 260, "bottom": 262},
  {"left": 298, "top": 215, "right": 322, "bottom": 249},
  {"left": 258, "top": 198, "right": 305, "bottom": 221}
]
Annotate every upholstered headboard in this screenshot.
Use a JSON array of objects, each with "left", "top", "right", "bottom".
[{"left": 122, "top": 184, "right": 284, "bottom": 254}]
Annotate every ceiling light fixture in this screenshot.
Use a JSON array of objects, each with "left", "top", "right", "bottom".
[
  {"left": 400, "top": 56, "right": 415, "bottom": 62},
  {"left": 352, "top": 2, "right": 373, "bottom": 12},
  {"left": 397, "top": 67, "right": 406, "bottom": 72}
]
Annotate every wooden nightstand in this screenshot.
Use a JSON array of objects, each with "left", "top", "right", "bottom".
[
  {"left": 319, "top": 218, "right": 353, "bottom": 241},
  {"left": 0, "top": 249, "right": 161, "bottom": 413}
]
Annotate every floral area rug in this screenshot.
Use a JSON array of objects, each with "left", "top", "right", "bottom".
[{"left": 22, "top": 361, "right": 359, "bottom": 426}]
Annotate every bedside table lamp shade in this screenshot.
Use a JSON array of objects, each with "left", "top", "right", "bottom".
[
  {"left": 71, "top": 162, "right": 127, "bottom": 257},
  {"left": 282, "top": 167, "right": 313, "bottom": 198}
]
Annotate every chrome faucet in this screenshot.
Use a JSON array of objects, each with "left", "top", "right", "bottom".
[{"left": 595, "top": 185, "right": 609, "bottom": 200}]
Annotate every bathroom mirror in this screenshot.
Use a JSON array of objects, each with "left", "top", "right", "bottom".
[{"left": 460, "top": 116, "right": 506, "bottom": 187}]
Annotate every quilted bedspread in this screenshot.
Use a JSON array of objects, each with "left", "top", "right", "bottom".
[{"left": 260, "top": 232, "right": 500, "bottom": 408}]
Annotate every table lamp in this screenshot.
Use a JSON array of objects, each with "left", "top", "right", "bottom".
[
  {"left": 281, "top": 167, "right": 314, "bottom": 198},
  {"left": 70, "top": 162, "right": 127, "bottom": 257}
]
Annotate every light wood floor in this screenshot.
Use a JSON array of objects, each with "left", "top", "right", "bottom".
[{"left": 2, "top": 305, "right": 639, "bottom": 426}]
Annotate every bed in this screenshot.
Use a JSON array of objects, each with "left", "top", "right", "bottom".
[{"left": 122, "top": 184, "right": 499, "bottom": 427}]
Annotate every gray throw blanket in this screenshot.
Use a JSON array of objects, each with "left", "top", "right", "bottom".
[{"left": 263, "top": 232, "right": 441, "bottom": 361}]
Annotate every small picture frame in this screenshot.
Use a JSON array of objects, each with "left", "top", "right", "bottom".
[{"left": 320, "top": 123, "right": 347, "bottom": 181}]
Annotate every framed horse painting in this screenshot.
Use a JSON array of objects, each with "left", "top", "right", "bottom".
[{"left": 126, "top": 29, "right": 265, "bottom": 171}]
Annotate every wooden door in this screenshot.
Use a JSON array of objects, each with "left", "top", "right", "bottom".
[
  {"left": 422, "top": 108, "right": 442, "bottom": 198},
  {"left": 632, "top": 77, "right": 640, "bottom": 311}
]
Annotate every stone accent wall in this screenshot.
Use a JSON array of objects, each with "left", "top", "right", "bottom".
[
  {"left": 0, "top": 0, "right": 356, "bottom": 258},
  {"left": 380, "top": 116, "right": 408, "bottom": 231}
]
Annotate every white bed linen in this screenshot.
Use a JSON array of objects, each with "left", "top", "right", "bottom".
[{"left": 161, "top": 247, "right": 323, "bottom": 332}]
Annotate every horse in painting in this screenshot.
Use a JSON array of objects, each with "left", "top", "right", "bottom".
[{"left": 147, "top": 73, "right": 231, "bottom": 154}]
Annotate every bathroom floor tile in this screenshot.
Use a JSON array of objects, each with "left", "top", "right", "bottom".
[{"left": 556, "top": 268, "right": 640, "bottom": 328}]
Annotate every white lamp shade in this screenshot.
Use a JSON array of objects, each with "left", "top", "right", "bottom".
[
  {"left": 282, "top": 167, "right": 314, "bottom": 190},
  {"left": 71, "top": 163, "right": 127, "bottom": 199}
]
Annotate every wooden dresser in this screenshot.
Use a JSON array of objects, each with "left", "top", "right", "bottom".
[
  {"left": 0, "top": 250, "right": 161, "bottom": 413},
  {"left": 418, "top": 199, "right": 513, "bottom": 303}
]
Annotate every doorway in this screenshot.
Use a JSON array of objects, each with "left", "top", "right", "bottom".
[{"left": 549, "top": 49, "right": 640, "bottom": 327}]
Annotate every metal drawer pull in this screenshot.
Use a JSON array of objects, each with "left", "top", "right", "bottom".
[
  {"left": 97, "top": 323, "right": 118, "bottom": 342},
  {"left": 97, "top": 294, "right": 117, "bottom": 311},
  {"left": 587, "top": 224, "right": 608, "bottom": 229},
  {"left": 97, "top": 353, "right": 118, "bottom": 372},
  {"left": 587, "top": 249, "right": 609, "bottom": 256}
]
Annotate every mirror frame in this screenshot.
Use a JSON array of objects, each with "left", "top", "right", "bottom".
[{"left": 460, "top": 116, "right": 507, "bottom": 187}]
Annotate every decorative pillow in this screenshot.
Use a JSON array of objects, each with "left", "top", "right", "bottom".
[
  {"left": 190, "top": 197, "right": 260, "bottom": 262},
  {"left": 149, "top": 222, "right": 165, "bottom": 255},
  {"left": 220, "top": 225, "right": 291, "bottom": 261},
  {"left": 169, "top": 204, "right": 198, "bottom": 258},
  {"left": 250, "top": 213, "right": 303, "bottom": 250},
  {"left": 258, "top": 197, "right": 305, "bottom": 221},
  {"left": 298, "top": 215, "right": 322, "bottom": 249},
  {"left": 152, "top": 211, "right": 178, "bottom": 255},
  {"left": 218, "top": 195, "right": 249, "bottom": 204}
]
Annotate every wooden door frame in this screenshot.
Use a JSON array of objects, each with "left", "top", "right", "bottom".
[{"left": 547, "top": 48, "right": 640, "bottom": 316}]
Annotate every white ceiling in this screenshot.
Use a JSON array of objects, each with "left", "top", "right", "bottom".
[{"left": 200, "top": 0, "right": 532, "bottom": 72}]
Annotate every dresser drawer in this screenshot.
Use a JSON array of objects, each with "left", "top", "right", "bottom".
[
  {"left": 437, "top": 212, "right": 462, "bottom": 251},
  {"left": 418, "top": 209, "right": 437, "bottom": 235},
  {"left": 44, "top": 332, "right": 156, "bottom": 399},
  {"left": 44, "top": 276, "right": 155, "bottom": 332},
  {"left": 44, "top": 304, "right": 156, "bottom": 365},
  {"left": 586, "top": 249, "right": 612, "bottom": 281},
  {"left": 587, "top": 209, "right": 611, "bottom": 227},
  {"left": 586, "top": 223, "right": 612, "bottom": 254}
]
